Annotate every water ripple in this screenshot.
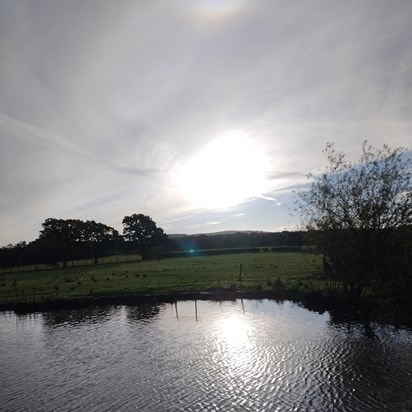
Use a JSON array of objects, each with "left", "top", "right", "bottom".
[{"left": 1, "top": 300, "right": 412, "bottom": 411}]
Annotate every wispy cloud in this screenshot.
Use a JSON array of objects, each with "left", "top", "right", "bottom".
[
  {"left": 205, "top": 221, "right": 221, "bottom": 226},
  {"left": 1, "top": 0, "right": 411, "bottom": 244},
  {"left": 257, "top": 195, "right": 282, "bottom": 206},
  {"left": 0, "top": 111, "right": 81, "bottom": 154}
]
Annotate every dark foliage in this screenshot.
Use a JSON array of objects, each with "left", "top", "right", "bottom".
[
  {"left": 297, "top": 142, "right": 412, "bottom": 298},
  {"left": 122, "top": 214, "right": 168, "bottom": 259},
  {"left": 163, "top": 231, "right": 304, "bottom": 253},
  {"left": 39, "top": 218, "right": 122, "bottom": 266}
]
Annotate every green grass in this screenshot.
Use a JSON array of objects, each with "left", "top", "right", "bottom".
[
  {"left": 0, "top": 251, "right": 323, "bottom": 306},
  {"left": 0, "top": 254, "right": 142, "bottom": 274}
]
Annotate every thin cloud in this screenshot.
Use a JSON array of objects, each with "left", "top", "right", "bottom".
[
  {"left": 258, "top": 195, "right": 282, "bottom": 207},
  {"left": 0, "top": 111, "right": 81, "bottom": 154},
  {"left": 1, "top": 0, "right": 411, "bottom": 244},
  {"left": 111, "top": 165, "right": 163, "bottom": 178}
]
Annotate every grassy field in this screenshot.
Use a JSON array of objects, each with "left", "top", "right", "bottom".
[
  {"left": 0, "top": 251, "right": 323, "bottom": 306},
  {"left": 0, "top": 254, "right": 142, "bottom": 274}
]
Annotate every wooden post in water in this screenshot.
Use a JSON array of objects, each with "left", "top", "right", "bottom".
[
  {"left": 239, "top": 263, "right": 243, "bottom": 282},
  {"left": 175, "top": 301, "right": 179, "bottom": 320},
  {"left": 195, "top": 300, "right": 198, "bottom": 321}
]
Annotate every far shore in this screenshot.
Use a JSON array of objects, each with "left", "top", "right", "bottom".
[
  {"left": 2, "top": 287, "right": 411, "bottom": 330},
  {"left": 1, "top": 251, "right": 411, "bottom": 328}
]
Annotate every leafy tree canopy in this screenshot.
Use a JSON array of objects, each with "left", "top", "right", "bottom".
[
  {"left": 39, "top": 218, "right": 120, "bottom": 266},
  {"left": 40, "top": 218, "right": 119, "bottom": 244},
  {"left": 297, "top": 141, "right": 412, "bottom": 297},
  {"left": 122, "top": 214, "right": 167, "bottom": 258}
]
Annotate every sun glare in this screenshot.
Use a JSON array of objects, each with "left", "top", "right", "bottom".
[
  {"left": 215, "top": 312, "right": 256, "bottom": 370},
  {"left": 192, "top": 0, "right": 246, "bottom": 20},
  {"left": 174, "top": 131, "right": 268, "bottom": 209},
  {"left": 219, "top": 314, "right": 249, "bottom": 348}
]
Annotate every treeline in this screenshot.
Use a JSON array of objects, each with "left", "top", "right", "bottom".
[
  {"left": 0, "top": 214, "right": 168, "bottom": 268},
  {"left": 0, "top": 219, "right": 124, "bottom": 269},
  {"left": 164, "top": 231, "right": 304, "bottom": 253},
  {"left": 0, "top": 214, "right": 304, "bottom": 269}
]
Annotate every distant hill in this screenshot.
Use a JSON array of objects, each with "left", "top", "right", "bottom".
[
  {"left": 168, "top": 230, "right": 268, "bottom": 239},
  {"left": 164, "top": 230, "right": 304, "bottom": 252},
  {"left": 167, "top": 234, "right": 188, "bottom": 239}
]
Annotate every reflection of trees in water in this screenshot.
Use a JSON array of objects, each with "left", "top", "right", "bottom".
[
  {"left": 42, "top": 305, "right": 116, "bottom": 327},
  {"left": 297, "top": 311, "right": 412, "bottom": 410},
  {"left": 328, "top": 314, "right": 377, "bottom": 338},
  {"left": 325, "top": 324, "right": 412, "bottom": 410},
  {"left": 299, "top": 296, "right": 404, "bottom": 338},
  {"left": 125, "top": 302, "right": 162, "bottom": 323},
  {"left": 299, "top": 295, "right": 412, "bottom": 408}
]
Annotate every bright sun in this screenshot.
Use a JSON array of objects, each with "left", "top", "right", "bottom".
[{"left": 174, "top": 131, "right": 268, "bottom": 209}]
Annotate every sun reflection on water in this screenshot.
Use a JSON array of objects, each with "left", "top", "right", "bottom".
[
  {"left": 215, "top": 313, "right": 258, "bottom": 374},
  {"left": 219, "top": 314, "right": 250, "bottom": 348}
]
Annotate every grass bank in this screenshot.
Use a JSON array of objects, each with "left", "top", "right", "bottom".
[
  {"left": 1, "top": 251, "right": 410, "bottom": 327},
  {"left": 0, "top": 254, "right": 142, "bottom": 274},
  {"left": 0, "top": 251, "right": 323, "bottom": 308}
]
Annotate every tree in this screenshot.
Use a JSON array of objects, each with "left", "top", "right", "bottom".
[
  {"left": 39, "top": 218, "right": 79, "bottom": 267},
  {"left": 39, "top": 218, "right": 120, "bottom": 266},
  {"left": 122, "top": 214, "right": 168, "bottom": 259},
  {"left": 0, "top": 241, "right": 28, "bottom": 268},
  {"left": 297, "top": 141, "right": 412, "bottom": 298},
  {"left": 80, "top": 220, "right": 121, "bottom": 264}
]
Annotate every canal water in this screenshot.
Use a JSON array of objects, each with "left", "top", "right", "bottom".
[{"left": 1, "top": 299, "right": 411, "bottom": 411}]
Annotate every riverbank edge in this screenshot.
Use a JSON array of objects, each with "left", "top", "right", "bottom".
[
  {"left": 1, "top": 288, "right": 411, "bottom": 328},
  {"left": 0, "top": 289, "right": 313, "bottom": 313}
]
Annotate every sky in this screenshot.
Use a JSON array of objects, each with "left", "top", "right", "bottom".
[{"left": 1, "top": 0, "right": 412, "bottom": 246}]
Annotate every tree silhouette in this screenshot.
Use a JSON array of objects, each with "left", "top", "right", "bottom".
[
  {"left": 39, "top": 218, "right": 120, "bottom": 266},
  {"left": 297, "top": 141, "right": 412, "bottom": 298},
  {"left": 122, "top": 214, "right": 168, "bottom": 259}
]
